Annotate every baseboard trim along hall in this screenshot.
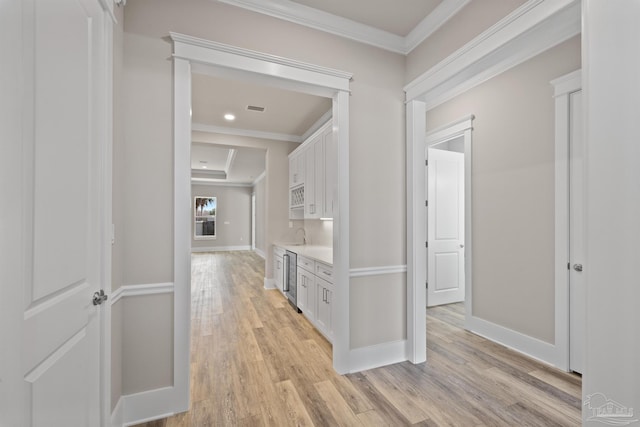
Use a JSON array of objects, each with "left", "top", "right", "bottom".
[
  {"left": 118, "top": 387, "right": 176, "bottom": 427},
  {"left": 264, "top": 278, "right": 276, "bottom": 290},
  {"left": 191, "top": 245, "right": 251, "bottom": 253},
  {"left": 254, "top": 247, "right": 266, "bottom": 259},
  {"left": 466, "top": 315, "right": 558, "bottom": 367},
  {"left": 349, "top": 340, "right": 407, "bottom": 373}
]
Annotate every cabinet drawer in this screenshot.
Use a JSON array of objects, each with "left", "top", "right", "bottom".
[
  {"left": 297, "top": 255, "right": 315, "bottom": 272},
  {"left": 315, "top": 262, "right": 333, "bottom": 283}
]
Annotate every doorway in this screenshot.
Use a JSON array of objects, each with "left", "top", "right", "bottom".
[
  {"left": 426, "top": 138, "right": 465, "bottom": 307},
  {"left": 171, "top": 33, "right": 353, "bottom": 412}
]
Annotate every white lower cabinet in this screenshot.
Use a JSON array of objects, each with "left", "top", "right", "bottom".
[
  {"left": 273, "top": 246, "right": 285, "bottom": 294},
  {"left": 296, "top": 256, "right": 333, "bottom": 342},
  {"left": 297, "top": 266, "right": 315, "bottom": 321},
  {"left": 315, "top": 276, "right": 334, "bottom": 341}
]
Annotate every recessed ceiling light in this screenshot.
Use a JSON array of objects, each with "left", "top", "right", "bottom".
[
  {"left": 202, "top": 166, "right": 207, "bottom": 169},
  {"left": 224, "top": 113, "right": 235, "bottom": 121}
]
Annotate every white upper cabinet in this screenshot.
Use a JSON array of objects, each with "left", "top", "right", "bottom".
[
  {"left": 288, "top": 120, "right": 334, "bottom": 219},
  {"left": 289, "top": 150, "right": 304, "bottom": 188}
]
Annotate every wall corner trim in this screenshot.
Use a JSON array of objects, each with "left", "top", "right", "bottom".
[{"left": 254, "top": 248, "right": 266, "bottom": 259}]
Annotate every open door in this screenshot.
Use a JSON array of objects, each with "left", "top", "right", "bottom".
[
  {"left": 427, "top": 146, "right": 465, "bottom": 307},
  {"left": 3, "top": 0, "right": 110, "bottom": 424}
]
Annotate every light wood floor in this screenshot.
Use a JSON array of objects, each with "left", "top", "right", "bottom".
[{"left": 134, "top": 251, "right": 581, "bottom": 426}]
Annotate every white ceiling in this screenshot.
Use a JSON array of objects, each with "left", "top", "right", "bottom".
[{"left": 191, "top": 73, "right": 331, "bottom": 136}]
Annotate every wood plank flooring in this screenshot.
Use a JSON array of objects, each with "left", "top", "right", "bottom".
[{"left": 134, "top": 251, "right": 581, "bottom": 427}]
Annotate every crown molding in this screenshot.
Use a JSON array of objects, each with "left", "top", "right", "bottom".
[
  {"left": 217, "top": 0, "right": 406, "bottom": 54},
  {"left": 405, "top": 0, "right": 471, "bottom": 53},
  {"left": 404, "top": 0, "right": 581, "bottom": 108},
  {"left": 192, "top": 122, "right": 302, "bottom": 143},
  {"left": 217, "top": 0, "right": 469, "bottom": 55}
]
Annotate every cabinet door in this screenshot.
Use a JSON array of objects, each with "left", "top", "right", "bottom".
[
  {"left": 304, "top": 143, "right": 316, "bottom": 218},
  {"left": 296, "top": 271, "right": 306, "bottom": 313},
  {"left": 274, "top": 254, "right": 284, "bottom": 293},
  {"left": 316, "top": 277, "right": 333, "bottom": 342},
  {"left": 289, "top": 151, "right": 303, "bottom": 187},
  {"left": 322, "top": 126, "right": 336, "bottom": 218}
]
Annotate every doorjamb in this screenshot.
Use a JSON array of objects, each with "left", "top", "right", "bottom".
[
  {"left": 171, "top": 33, "right": 353, "bottom": 410},
  {"left": 551, "top": 69, "right": 582, "bottom": 371},
  {"left": 425, "top": 117, "right": 474, "bottom": 315}
]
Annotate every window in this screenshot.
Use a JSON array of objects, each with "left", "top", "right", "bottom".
[{"left": 194, "top": 196, "right": 216, "bottom": 239}]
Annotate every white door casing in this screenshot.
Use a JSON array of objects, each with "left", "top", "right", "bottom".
[
  {"left": 4, "top": 0, "right": 112, "bottom": 425},
  {"left": 552, "top": 69, "right": 582, "bottom": 371},
  {"left": 427, "top": 147, "right": 465, "bottom": 307},
  {"left": 568, "top": 90, "right": 585, "bottom": 374}
]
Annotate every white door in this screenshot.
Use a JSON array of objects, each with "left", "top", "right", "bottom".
[
  {"left": 3, "top": 0, "right": 109, "bottom": 425},
  {"left": 427, "top": 147, "right": 465, "bottom": 307},
  {"left": 569, "top": 90, "right": 585, "bottom": 374}
]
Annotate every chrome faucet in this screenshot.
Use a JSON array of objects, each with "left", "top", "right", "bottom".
[{"left": 295, "top": 227, "right": 307, "bottom": 245}]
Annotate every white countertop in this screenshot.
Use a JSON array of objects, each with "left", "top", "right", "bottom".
[{"left": 274, "top": 243, "right": 333, "bottom": 265}]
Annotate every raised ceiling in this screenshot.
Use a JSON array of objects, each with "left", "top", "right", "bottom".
[{"left": 191, "top": 142, "right": 266, "bottom": 185}]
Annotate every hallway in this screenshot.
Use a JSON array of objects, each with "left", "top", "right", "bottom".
[{"left": 135, "top": 251, "right": 581, "bottom": 426}]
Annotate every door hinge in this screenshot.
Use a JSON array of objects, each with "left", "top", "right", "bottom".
[
  {"left": 425, "top": 200, "right": 428, "bottom": 207},
  {"left": 567, "top": 262, "right": 570, "bottom": 270},
  {"left": 425, "top": 160, "right": 428, "bottom": 166},
  {"left": 426, "top": 281, "right": 429, "bottom": 288},
  {"left": 425, "top": 241, "right": 428, "bottom": 248}
]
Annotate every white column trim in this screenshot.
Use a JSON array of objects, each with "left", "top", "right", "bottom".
[{"left": 405, "top": 100, "right": 427, "bottom": 364}]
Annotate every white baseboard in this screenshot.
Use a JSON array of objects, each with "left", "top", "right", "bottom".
[
  {"left": 110, "top": 396, "right": 123, "bottom": 427},
  {"left": 254, "top": 247, "right": 266, "bottom": 259},
  {"left": 119, "top": 386, "right": 184, "bottom": 427},
  {"left": 465, "top": 315, "right": 559, "bottom": 368},
  {"left": 191, "top": 245, "right": 251, "bottom": 253},
  {"left": 264, "top": 278, "right": 276, "bottom": 289},
  {"left": 349, "top": 340, "right": 407, "bottom": 373}
]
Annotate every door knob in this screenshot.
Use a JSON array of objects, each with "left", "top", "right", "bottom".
[
  {"left": 92, "top": 289, "right": 108, "bottom": 306},
  {"left": 573, "top": 264, "right": 583, "bottom": 272}
]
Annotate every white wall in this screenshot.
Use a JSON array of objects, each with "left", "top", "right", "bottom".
[
  {"left": 583, "top": 0, "right": 640, "bottom": 419},
  {"left": 424, "top": 36, "right": 581, "bottom": 344},
  {"left": 191, "top": 184, "right": 252, "bottom": 250}
]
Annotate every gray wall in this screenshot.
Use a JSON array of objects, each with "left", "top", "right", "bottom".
[
  {"left": 191, "top": 184, "right": 252, "bottom": 250},
  {"left": 424, "top": 36, "right": 581, "bottom": 344},
  {"left": 253, "top": 177, "right": 266, "bottom": 255}
]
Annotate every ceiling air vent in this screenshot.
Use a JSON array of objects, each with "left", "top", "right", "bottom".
[{"left": 246, "top": 105, "right": 265, "bottom": 112}]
